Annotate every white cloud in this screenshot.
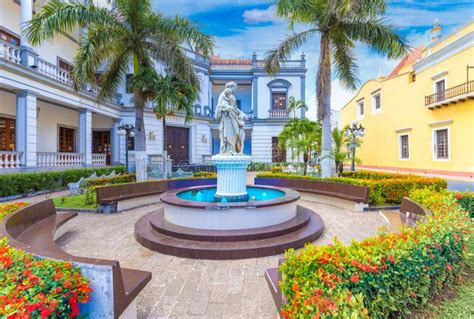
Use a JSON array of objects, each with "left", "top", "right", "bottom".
[
  {"left": 153, "top": 0, "right": 272, "bottom": 16},
  {"left": 243, "top": 5, "right": 283, "bottom": 24}
]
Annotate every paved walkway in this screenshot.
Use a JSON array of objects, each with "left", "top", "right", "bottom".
[{"left": 57, "top": 201, "right": 385, "bottom": 319}]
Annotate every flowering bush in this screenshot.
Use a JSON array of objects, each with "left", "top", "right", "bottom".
[
  {"left": 0, "top": 204, "right": 92, "bottom": 318},
  {"left": 279, "top": 190, "right": 472, "bottom": 318},
  {"left": 255, "top": 172, "right": 447, "bottom": 205},
  {"left": 452, "top": 191, "right": 474, "bottom": 218},
  {"left": 0, "top": 203, "right": 28, "bottom": 220}
]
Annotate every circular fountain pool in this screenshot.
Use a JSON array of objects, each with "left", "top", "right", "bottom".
[{"left": 160, "top": 185, "right": 300, "bottom": 230}]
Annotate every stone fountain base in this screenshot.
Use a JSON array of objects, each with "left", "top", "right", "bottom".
[{"left": 211, "top": 154, "right": 252, "bottom": 202}]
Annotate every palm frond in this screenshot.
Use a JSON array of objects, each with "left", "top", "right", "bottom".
[
  {"left": 341, "top": 17, "right": 408, "bottom": 59},
  {"left": 264, "top": 28, "right": 317, "bottom": 75},
  {"left": 97, "top": 49, "right": 130, "bottom": 101},
  {"left": 24, "top": 0, "right": 116, "bottom": 46},
  {"left": 330, "top": 31, "right": 359, "bottom": 90}
]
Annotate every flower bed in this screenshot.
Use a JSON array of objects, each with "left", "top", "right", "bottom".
[
  {"left": 255, "top": 171, "right": 447, "bottom": 205},
  {"left": 278, "top": 190, "right": 472, "bottom": 318},
  {"left": 452, "top": 191, "right": 474, "bottom": 218},
  {"left": 0, "top": 204, "right": 92, "bottom": 318}
]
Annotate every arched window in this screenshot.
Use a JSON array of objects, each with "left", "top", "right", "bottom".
[{"left": 267, "top": 79, "right": 291, "bottom": 110}]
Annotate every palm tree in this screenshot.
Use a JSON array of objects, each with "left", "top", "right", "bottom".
[
  {"left": 24, "top": 0, "right": 213, "bottom": 181},
  {"left": 264, "top": 0, "right": 407, "bottom": 178},
  {"left": 278, "top": 118, "right": 300, "bottom": 162},
  {"left": 330, "top": 127, "right": 350, "bottom": 176},
  {"left": 287, "top": 96, "right": 307, "bottom": 119}
]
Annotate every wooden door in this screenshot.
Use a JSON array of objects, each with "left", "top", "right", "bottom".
[
  {"left": 92, "top": 131, "right": 111, "bottom": 165},
  {"left": 167, "top": 126, "right": 189, "bottom": 165},
  {"left": 272, "top": 136, "right": 286, "bottom": 163}
]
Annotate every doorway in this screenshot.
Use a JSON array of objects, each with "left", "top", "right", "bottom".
[
  {"left": 167, "top": 126, "right": 189, "bottom": 165},
  {"left": 92, "top": 131, "right": 111, "bottom": 165}
]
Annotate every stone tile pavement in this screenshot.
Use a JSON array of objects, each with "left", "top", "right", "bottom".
[{"left": 57, "top": 201, "right": 386, "bottom": 318}]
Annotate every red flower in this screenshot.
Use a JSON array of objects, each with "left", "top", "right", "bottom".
[
  {"left": 40, "top": 307, "right": 52, "bottom": 319},
  {"left": 446, "top": 264, "right": 452, "bottom": 272},
  {"left": 350, "top": 272, "right": 360, "bottom": 283}
]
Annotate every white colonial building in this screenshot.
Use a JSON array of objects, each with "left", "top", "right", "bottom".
[{"left": 0, "top": 0, "right": 307, "bottom": 171}]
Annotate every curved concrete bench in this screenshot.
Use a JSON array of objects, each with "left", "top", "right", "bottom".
[
  {"left": 254, "top": 177, "right": 369, "bottom": 211},
  {"left": 96, "top": 178, "right": 216, "bottom": 213},
  {"left": 379, "top": 197, "right": 433, "bottom": 233},
  {"left": 0, "top": 200, "right": 151, "bottom": 319}
]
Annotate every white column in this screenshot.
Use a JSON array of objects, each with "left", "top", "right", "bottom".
[
  {"left": 111, "top": 119, "right": 121, "bottom": 164},
  {"left": 79, "top": 109, "right": 92, "bottom": 165},
  {"left": 20, "top": 0, "right": 37, "bottom": 67},
  {"left": 16, "top": 90, "right": 37, "bottom": 167}
]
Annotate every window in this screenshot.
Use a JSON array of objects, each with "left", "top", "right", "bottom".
[
  {"left": 357, "top": 100, "right": 364, "bottom": 118},
  {"left": 271, "top": 93, "right": 287, "bottom": 110},
  {"left": 58, "top": 126, "right": 76, "bottom": 152},
  {"left": 126, "top": 74, "right": 133, "bottom": 94},
  {"left": 0, "top": 30, "right": 20, "bottom": 46},
  {"left": 434, "top": 128, "right": 449, "bottom": 160},
  {"left": 435, "top": 79, "right": 446, "bottom": 102},
  {"left": 399, "top": 134, "right": 409, "bottom": 160},
  {"left": 127, "top": 135, "right": 135, "bottom": 151},
  {"left": 409, "top": 72, "right": 416, "bottom": 83},
  {"left": 236, "top": 99, "right": 242, "bottom": 110},
  {"left": 371, "top": 92, "right": 381, "bottom": 114},
  {"left": 57, "top": 58, "right": 73, "bottom": 72},
  {"left": 0, "top": 117, "right": 16, "bottom": 151},
  {"left": 271, "top": 137, "right": 286, "bottom": 163}
]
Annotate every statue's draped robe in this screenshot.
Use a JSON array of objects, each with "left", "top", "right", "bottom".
[{"left": 215, "top": 91, "right": 245, "bottom": 154}]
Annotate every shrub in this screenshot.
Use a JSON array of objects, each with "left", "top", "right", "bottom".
[
  {"left": 191, "top": 171, "right": 217, "bottom": 178},
  {"left": 248, "top": 162, "right": 272, "bottom": 172},
  {"left": 452, "top": 191, "right": 474, "bottom": 218},
  {"left": 0, "top": 205, "right": 92, "bottom": 318},
  {"left": 82, "top": 173, "right": 136, "bottom": 190},
  {"left": 0, "top": 166, "right": 126, "bottom": 197},
  {"left": 279, "top": 190, "right": 472, "bottom": 318},
  {"left": 255, "top": 172, "right": 447, "bottom": 205}
]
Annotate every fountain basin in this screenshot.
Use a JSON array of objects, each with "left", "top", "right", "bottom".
[{"left": 160, "top": 185, "right": 300, "bottom": 230}]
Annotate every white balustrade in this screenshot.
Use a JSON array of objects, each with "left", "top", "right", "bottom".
[
  {"left": 0, "top": 41, "right": 21, "bottom": 64},
  {"left": 36, "top": 58, "right": 72, "bottom": 85},
  {"left": 92, "top": 153, "right": 107, "bottom": 166},
  {"left": 210, "top": 63, "right": 252, "bottom": 71},
  {"left": 269, "top": 109, "right": 289, "bottom": 118},
  {"left": 0, "top": 151, "right": 23, "bottom": 169},
  {"left": 37, "top": 152, "right": 84, "bottom": 167}
]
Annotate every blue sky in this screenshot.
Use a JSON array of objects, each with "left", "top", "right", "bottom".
[{"left": 154, "top": 0, "right": 473, "bottom": 115}]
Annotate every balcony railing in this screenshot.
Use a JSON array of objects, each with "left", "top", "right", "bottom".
[
  {"left": 0, "top": 41, "right": 21, "bottom": 64},
  {"left": 0, "top": 151, "right": 23, "bottom": 169},
  {"left": 37, "top": 152, "right": 84, "bottom": 167},
  {"left": 269, "top": 109, "right": 289, "bottom": 118},
  {"left": 425, "top": 80, "right": 474, "bottom": 107},
  {"left": 210, "top": 60, "right": 305, "bottom": 72},
  {"left": 92, "top": 153, "right": 107, "bottom": 166}
]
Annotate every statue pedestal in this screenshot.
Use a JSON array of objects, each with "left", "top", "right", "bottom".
[{"left": 211, "top": 155, "right": 252, "bottom": 202}]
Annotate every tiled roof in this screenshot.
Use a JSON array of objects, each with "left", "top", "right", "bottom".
[
  {"left": 387, "top": 45, "right": 424, "bottom": 78},
  {"left": 210, "top": 56, "right": 252, "bottom": 65}
]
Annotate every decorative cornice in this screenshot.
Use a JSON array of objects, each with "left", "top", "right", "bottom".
[
  {"left": 428, "top": 119, "right": 453, "bottom": 127},
  {"left": 394, "top": 127, "right": 412, "bottom": 133}
]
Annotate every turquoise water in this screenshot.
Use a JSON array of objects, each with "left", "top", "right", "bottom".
[{"left": 177, "top": 187, "right": 285, "bottom": 202}]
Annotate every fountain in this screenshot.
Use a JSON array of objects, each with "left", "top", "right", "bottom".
[{"left": 134, "top": 82, "right": 324, "bottom": 259}]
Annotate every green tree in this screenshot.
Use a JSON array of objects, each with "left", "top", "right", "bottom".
[
  {"left": 264, "top": 0, "right": 407, "bottom": 178},
  {"left": 330, "top": 127, "right": 350, "bottom": 176},
  {"left": 24, "top": 0, "right": 213, "bottom": 181},
  {"left": 287, "top": 96, "right": 308, "bottom": 119}
]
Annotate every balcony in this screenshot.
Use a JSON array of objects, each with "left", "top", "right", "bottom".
[
  {"left": 0, "top": 41, "right": 113, "bottom": 103},
  {"left": 0, "top": 151, "right": 23, "bottom": 169},
  {"left": 269, "top": 109, "right": 289, "bottom": 119},
  {"left": 425, "top": 80, "right": 474, "bottom": 108},
  {"left": 210, "top": 60, "right": 305, "bottom": 72}
]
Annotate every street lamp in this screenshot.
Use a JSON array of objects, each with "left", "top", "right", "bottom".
[
  {"left": 347, "top": 121, "right": 365, "bottom": 172},
  {"left": 118, "top": 123, "right": 135, "bottom": 173}
]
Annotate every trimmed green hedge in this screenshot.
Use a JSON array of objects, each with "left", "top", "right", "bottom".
[
  {"left": 279, "top": 190, "right": 472, "bottom": 318},
  {"left": 255, "top": 171, "right": 447, "bottom": 205},
  {"left": 0, "top": 166, "right": 125, "bottom": 197}
]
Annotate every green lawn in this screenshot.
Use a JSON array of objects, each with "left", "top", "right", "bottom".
[
  {"left": 53, "top": 193, "right": 96, "bottom": 209},
  {"left": 415, "top": 233, "right": 474, "bottom": 318}
]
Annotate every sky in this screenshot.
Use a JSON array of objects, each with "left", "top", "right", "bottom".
[{"left": 153, "top": 0, "right": 474, "bottom": 118}]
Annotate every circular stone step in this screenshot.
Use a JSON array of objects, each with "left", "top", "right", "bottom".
[
  {"left": 134, "top": 205, "right": 324, "bottom": 260},
  {"left": 149, "top": 207, "right": 310, "bottom": 242}
]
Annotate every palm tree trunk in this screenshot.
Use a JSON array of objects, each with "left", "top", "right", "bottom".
[
  {"left": 162, "top": 116, "right": 168, "bottom": 178},
  {"left": 133, "top": 54, "right": 147, "bottom": 182},
  {"left": 318, "top": 32, "right": 332, "bottom": 178}
]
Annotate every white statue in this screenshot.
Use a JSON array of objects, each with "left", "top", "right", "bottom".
[{"left": 215, "top": 82, "right": 246, "bottom": 155}]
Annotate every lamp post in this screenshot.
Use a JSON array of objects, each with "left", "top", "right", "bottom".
[
  {"left": 347, "top": 121, "right": 365, "bottom": 172},
  {"left": 118, "top": 123, "right": 135, "bottom": 173}
]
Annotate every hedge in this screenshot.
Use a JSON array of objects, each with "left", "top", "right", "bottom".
[
  {"left": 0, "top": 203, "right": 92, "bottom": 318},
  {"left": 255, "top": 172, "right": 447, "bottom": 205},
  {"left": 279, "top": 190, "right": 472, "bottom": 318},
  {"left": 0, "top": 166, "right": 125, "bottom": 198}
]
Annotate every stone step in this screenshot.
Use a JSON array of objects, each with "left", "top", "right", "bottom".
[
  {"left": 149, "top": 208, "right": 310, "bottom": 242},
  {"left": 134, "top": 205, "right": 324, "bottom": 260}
]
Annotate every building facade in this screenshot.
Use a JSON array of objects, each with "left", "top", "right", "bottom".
[
  {"left": 340, "top": 19, "right": 474, "bottom": 177},
  {"left": 0, "top": 0, "right": 307, "bottom": 171}
]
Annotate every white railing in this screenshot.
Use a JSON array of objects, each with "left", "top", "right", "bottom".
[
  {"left": 0, "top": 151, "right": 23, "bottom": 169},
  {"left": 210, "top": 63, "right": 252, "bottom": 71},
  {"left": 36, "top": 58, "right": 72, "bottom": 85},
  {"left": 269, "top": 109, "right": 289, "bottom": 118},
  {"left": 0, "top": 41, "right": 21, "bottom": 64},
  {"left": 92, "top": 153, "right": 107, "bottom": 166},
  {"left": 37, "top": 152, "right": 84, "bottom": 167}
]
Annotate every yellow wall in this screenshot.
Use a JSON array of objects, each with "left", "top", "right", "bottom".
[{"left": 341, "top": 22, "right": 474, "bottom": 174}]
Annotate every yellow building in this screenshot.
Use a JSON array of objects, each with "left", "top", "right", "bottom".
[{"left": 340, "top": 19, "right": 474, "bottom": 178}]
